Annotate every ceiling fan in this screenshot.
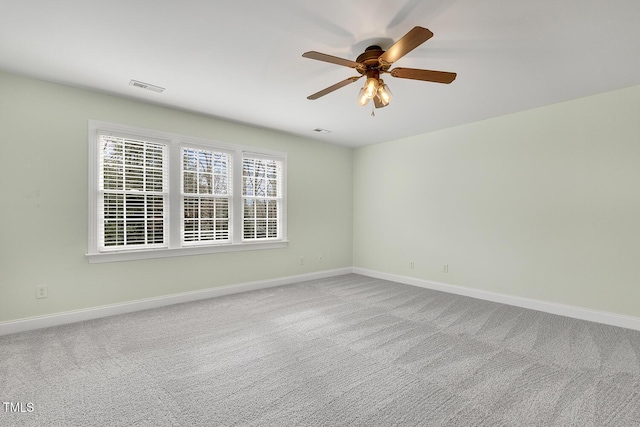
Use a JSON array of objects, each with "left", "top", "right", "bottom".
[{"left": 302, "top": 26, "right": 456, "bottom": 109}]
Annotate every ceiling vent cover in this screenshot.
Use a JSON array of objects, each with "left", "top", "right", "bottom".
[{"left": 129, "top": 80, "right": 165, "bottom": 93}]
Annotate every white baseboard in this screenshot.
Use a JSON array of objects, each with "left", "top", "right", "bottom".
[
  {"left": 4, "top": 267, "right": 640, "bottom": 336},
  {"left": 0, "top": 268, "right": 353, "bottom": 336},
  {"left": 353, "top": 267, "right": 640, "bottom": 332}
]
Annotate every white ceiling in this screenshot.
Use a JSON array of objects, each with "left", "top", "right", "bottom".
[{"left": 1, "top": 0, "right": 639, "bottom": 147}]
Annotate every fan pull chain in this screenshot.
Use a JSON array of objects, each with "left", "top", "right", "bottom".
[{"left": 371, "top": 104, "right": 375, "bottom": 117}]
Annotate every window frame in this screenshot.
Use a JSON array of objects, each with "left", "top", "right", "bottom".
[
  {"left": 96, "top": 132, "right": 170, "bottom": 252},
  {"left": 181, "top": 145, "right": 234, "bottom": 246},
  {"left": 241, "top": 153, "right": 285, "bottom": 242},
  {"left": 87, "top": 120, "right": 287, "bottom": 263}
]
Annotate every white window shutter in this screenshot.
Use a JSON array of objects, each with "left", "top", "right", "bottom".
[
  {"left": 181, "top": 147, "right": 232, "bottom": 245},
  {"left": 242, "top": 155, "right": 283, "bottom": 240},
  {"left": 98, "top": 135, "right": 168, "bottom": 251}
]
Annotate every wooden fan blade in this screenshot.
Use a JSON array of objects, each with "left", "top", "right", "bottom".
[
  {"left": 390, "top": 67, "right": 457, "bottom": 84},
  {"left": 302, "top": 51, "right": 362, "bottom": 69},
  {"left": 307, "top": 76, "right": 362, "bottom": 100},
  {"left": 379, "top": 27, "right": 433, "bottom": 65}
]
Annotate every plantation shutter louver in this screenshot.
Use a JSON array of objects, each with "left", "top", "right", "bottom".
[
  {"left": 98, "top": 135, "right": 168, "bottom": 250},
  {"left": 182, "top": 147, "right": 231, "bottom": 244},
  {"left": 242, "top": 155, "right": 283, "bottom": 240}
]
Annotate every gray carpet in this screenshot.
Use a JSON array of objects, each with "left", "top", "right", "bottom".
[{"left": 2, "top": 274, "right": 640, "bottom": 426}]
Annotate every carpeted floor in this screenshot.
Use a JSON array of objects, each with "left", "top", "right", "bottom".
[{"left": 2, "top": 274, "right": 640, "bottom": 426}]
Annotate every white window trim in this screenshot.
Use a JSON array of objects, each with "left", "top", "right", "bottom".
[{"left": 87, "top": 120, "right": 287, "bottom": 263}]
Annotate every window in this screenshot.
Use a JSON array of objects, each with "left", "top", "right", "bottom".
[
  {"left": 98, "top": 135, "right": 168, "bottom": 250},
  {"left": 182, "top": 148, "right": 231, "bottom": 245},
  {"left": 242, "top": 156, "right": 283, "bottom": 240},
  {"left": 88, "top": 121, "right": 287, "bottom": 263}
]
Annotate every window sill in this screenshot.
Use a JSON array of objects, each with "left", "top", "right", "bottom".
[{"left": 86, "top": 240, "right": 289, "bottom": 264}]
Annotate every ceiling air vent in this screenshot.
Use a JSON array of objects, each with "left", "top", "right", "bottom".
[{"left": 129, "top": 80, "right": 165, "bottom": 93}]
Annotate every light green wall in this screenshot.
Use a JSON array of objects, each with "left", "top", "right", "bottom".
[
  {"left": 3, "top": 68, "right": 639, "bottom": 325},
  {"left": 0, "top": 71, "right": 353, "bottom": 322},
  {"left": 354, "top": 84, "right": 640, "bottom": 317}
]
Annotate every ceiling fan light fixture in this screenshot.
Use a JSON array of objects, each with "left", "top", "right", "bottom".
[
  {"left": 377, "top": 80, "right": 392, "bottom": 106},
  {"left": 363, "top": 77, "right": 379, "bottom": 99},
  {"left": 357, "top": 87, "right": 371, "bottom": 106}
]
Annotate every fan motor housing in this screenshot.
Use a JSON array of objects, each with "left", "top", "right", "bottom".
[{"left": 356, "top": 45, "right": 387, "bottom": 71}]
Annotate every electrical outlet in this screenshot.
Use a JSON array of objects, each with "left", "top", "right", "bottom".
[
  {"left": 409, "top": 260, "right": 415, "bottom": 269},
  {"left": 299, "top": 256, "right": 305, "bottom": 265},
  {"left": 443, "top": 264, "right": 449, "bottom": 273},
  {"left": 36, "top": 285, "right": 48, "bottom": 299},
  {"left": 318, "top": 254, "right": 323, "bottom": 263}
]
